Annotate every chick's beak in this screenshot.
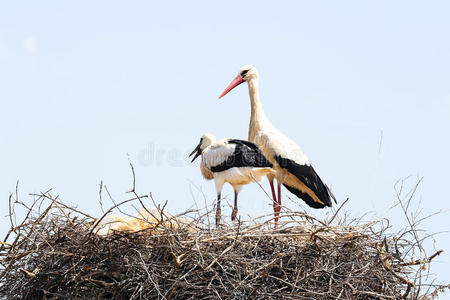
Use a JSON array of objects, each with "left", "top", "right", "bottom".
[{"left": 189, "top": 143, "right": 202, "bottom": 163}]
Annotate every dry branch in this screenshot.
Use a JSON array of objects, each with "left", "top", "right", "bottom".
[{"left": 0, "top": 175, "right": 448, "bottom": 299}]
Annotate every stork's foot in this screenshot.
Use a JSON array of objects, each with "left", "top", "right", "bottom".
[{"left": 231, "top": 208, "right": 238, "bottom": 221}]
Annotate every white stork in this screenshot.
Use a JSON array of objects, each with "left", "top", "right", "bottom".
[
  {"left": 218, "top": 65, "right": 335, "bottom": 225},
  {"left": 190, "top": 133, "right": 275, "bottom": 226}
]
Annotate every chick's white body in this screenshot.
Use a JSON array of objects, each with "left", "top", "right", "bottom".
[
  {"left": 199, "top": 137, "right": 274, "bottom": 194},
  {"left": 190, "top": 133, "right": 274, "bottom": 225}
]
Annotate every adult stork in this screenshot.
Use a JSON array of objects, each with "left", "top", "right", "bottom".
[
  {"left": 190, "top": 133, "right": 274, "bottom": 226},
  {"left": 218, "top": 66, "right": 335, "bottom": 224}
]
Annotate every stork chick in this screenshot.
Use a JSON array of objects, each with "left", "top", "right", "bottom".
[{"left": 190, "top": 134, "right": 274, "bottom": 226}]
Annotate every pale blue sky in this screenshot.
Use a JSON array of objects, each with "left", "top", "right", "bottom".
[{"left": 1, "top": 1, "right": 449, "bottom": 288}]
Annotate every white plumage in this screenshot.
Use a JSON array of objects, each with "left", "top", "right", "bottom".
[
  {"left": 219, "top": 65, "right": 335, "bottom": 226},
  {"left": 190, "top": 133, "right": 274, "bottom": 226}
]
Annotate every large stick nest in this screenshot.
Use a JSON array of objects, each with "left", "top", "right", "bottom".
[{"left": 0, "top": 179, "right": 448, "bottom": 299}]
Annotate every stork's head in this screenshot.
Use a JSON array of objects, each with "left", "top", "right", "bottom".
[
  {"left": 218, "top": 65, "right": 259, "bottom": 99},
  {"left": 189, "top": 133, "right": 216, "bottom": 162}
]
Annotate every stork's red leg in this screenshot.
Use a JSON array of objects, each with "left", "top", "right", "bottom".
[
  {"left": 269, "top": 179, "right": 279, "bottom": 226},
  {"left": 277, "top": 183, "right": 282, "bottom": 218}
]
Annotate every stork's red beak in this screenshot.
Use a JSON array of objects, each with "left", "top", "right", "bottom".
[{"left": 218, "top": 75, "right": 245, "bottom": 99}]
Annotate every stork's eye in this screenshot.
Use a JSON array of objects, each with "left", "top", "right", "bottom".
[{"left": 241, "top": 70, "right": 249, "bottom": 77}]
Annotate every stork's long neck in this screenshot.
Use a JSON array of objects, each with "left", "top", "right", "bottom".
[{"left": 247, "top": 78, "right": 268, "bottom": 141}]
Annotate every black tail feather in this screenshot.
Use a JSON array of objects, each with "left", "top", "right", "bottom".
[
  {"left": 283, "top": 184, "right": 328, "bottom": 209},
  {"left": 275, "top": 155, "right": 333, "bottom": 208}
]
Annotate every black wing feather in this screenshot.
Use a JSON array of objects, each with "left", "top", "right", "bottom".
[
  {"left": 211, "top": 140, "right": 272, "bottom": 173},
  {"left": 228, "top": 139, "right": 260, "bottom": 150},
  {"left": 275, "top": 155, "right": 333, "bottom": 208}
]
